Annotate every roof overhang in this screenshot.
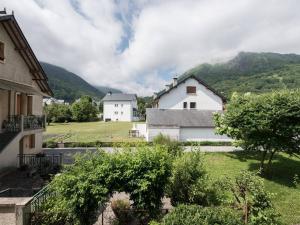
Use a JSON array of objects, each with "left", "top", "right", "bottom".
[
  {"left": 0, "top": 78, "right": 47, "bottom": 96},
  {"left": 0, "top": 15, "right": 53, "bottom": 96}
]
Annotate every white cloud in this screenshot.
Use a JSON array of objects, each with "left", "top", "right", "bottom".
[{"left": 1, "top": 0, "right": 300, "bottom": 96}]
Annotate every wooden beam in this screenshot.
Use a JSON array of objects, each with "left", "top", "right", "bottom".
[
  {"left": 15, "top": 47, "right": 28, "bottom": 51},
  {"left": 32, "top": 78, "right": 45, "bottom": 81}
]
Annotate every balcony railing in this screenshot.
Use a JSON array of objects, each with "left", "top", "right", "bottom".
[
  {"left": 23, "top": 115, "right": 46, "bottom": 131},
  {"left": 2, "top": 115, "right": 46, "bottom": 133},
  {"left": 3, "top": 115, "right": 21, "bottom": 132}
]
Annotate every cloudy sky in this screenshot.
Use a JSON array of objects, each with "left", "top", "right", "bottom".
[{"left": 1, "top": 0, "right": 300, "bottom": 95}]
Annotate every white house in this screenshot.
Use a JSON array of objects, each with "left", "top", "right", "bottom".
[
  {"left": 139, "top": 75, "right": 231, "bottom": 142},
  {"left": 102, "top": 93, "right": 139, "bottom": 122}
]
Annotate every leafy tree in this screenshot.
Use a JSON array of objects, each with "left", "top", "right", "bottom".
[
  {"left": 137, "top": 96, "right": 153, "bottom": 119},
  {"left": 214, "top": 90, "right": 300, "bottom": 171},
  {"left": 44, "top": 103, "right": 72, "bottom": 124},
  {"left": 167, "top": 152, "right": 219, "bottom": 206},
  {"left": 71, "top": 96, "right": 98, "bottom": 122},
  {"left": 150, "top": 205, "right": 243, "bottom": 225}
]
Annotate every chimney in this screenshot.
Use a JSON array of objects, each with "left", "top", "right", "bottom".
[
  {"left": 108, "top": 91, "right": 112, "bottom": 96},
  {"left": 153, "top": 92, "right": 157, "bottom": 99},
  {"left": 173, "top": 77, "right": 178, "bottom": 86}
]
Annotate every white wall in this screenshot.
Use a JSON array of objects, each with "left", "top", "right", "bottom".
[
  {"left": 147, "top": 127, "right": 180, "bottom": 141},
  {"left": 180, "top": 127, "right": 231, "bottom": 142},
  {"left": 158, "top": 78, "right": 223, "bottom": 110},
  {"left": 103, "top": 100, "right": 136, "bottom": 122}
]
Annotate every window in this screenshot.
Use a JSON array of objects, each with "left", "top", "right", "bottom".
[
  {"left": 115, "top": 104, "right": 118, "bottom": 107},
  {"left": 186, "top": 86, "right": 196, "bottom": 94},
  {"left": 183, "top": 102, "right": 187, "bottom": 109},
  {"left": 0, "top": 42, "right": 4, "bottom": 61},
  {"left": 29, "top": 134, "right": 35, "bottom": 148},
  {"left": 190, "top": 102, "right": 196, "bottom": 109},
  {"left": 121, "top": 111, "right": 123, "bottom": 115},
  {"left": 114, "top": 111, "right": 118, "bottom": 115}
]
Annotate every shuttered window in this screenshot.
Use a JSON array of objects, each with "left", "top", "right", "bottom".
[
  {"left": 183, "top": 102, "right": 187, "bottom": 109},
  {"left": 0, "top": 42, "right": 4, "bottom": 61},
  {"left": 186, "top": 86, "right": 196, "bottom": 94}
]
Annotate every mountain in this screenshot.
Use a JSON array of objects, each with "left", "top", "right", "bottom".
[
  {"left": 41, "top": 62, "right": 105, "bottom": 102},
  {"left": 95, "top": 86, "right": 122, "bottom": 94},
  {"left": 181, "top": 52, "right": 300, "bottom": 97}
]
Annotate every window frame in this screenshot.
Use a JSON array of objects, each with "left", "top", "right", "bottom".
[
  {"left": 183, "top": 102, "right": 187, "bottom": 109},
  {"left": 186, "top": 86, "right": 196, "bottom": 94},
  {"left": 190, "top": 102, "right": 196, "bottom": 109}
]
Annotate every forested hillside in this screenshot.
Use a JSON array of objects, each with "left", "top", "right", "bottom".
[
  {"left": 181, "top": 52, "right": 300, "bottom": 97},
  {"left": 41, "top": 62, "right": 105, "bottom": 102}
]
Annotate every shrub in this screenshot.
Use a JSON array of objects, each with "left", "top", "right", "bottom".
[
  {"left": 111, "top": 199, "right": 132, "bottom": 224},
  {"left": 167, "top": 152, "right": 220, "bottom": 206},
  {"left": 155, "top": 205, "right": 243, "bottom": 225},
  {"left": 153, "top": 134, "right": 183, "bottom": 157},
  {"left": 219, "top": 170, "right": 282, "bottom": 225}
]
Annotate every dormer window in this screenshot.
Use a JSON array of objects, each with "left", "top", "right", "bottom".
[
  {"left": 186, "top": 86, "right": 196, "bottom": 94},
  {"left": 0, "top": 42, "right": 4, "bottom": 61}
]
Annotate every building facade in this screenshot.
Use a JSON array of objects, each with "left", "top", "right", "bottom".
[
  {"left": 142, "top": 76, "right": 230, "bottom": 142},
  {"left": 0, "top": 13, "right": 52, "bottom": 169},
  {"left": 102, "top": 93, "right": 139, "bottom": 122}
]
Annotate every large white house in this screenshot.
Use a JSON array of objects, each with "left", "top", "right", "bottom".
[
  {"left": 102, "top": 93, "right": 139, "bottom": 122},
  {"left": 136, "top": 75, "right": 231, "bottom": 142}
]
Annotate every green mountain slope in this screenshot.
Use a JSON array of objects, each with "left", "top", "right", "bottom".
[
  {"left": 94, "top": 86, "right": 122, "bottom": 94},
  {"left": 41, "top": 62, "right": 105, "bottom": 102},
  {"left": 182, "top": 52, "right": 300, "bottom": 97}
]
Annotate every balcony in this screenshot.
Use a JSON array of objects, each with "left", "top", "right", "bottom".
[{"left": 2, "top": 115, "right": 46, "bottom": 133}]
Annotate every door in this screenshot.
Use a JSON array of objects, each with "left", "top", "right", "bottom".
[{"left": 27, "top": 95, "right": 33, "bottom": 115}]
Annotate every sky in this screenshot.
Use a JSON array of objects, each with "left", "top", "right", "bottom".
[{"left": 1, "top": 0, "right": 300, "bottom": 96}]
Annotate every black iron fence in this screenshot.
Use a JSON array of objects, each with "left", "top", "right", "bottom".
[
  {"left": 23, "top": 115, "right": 46, "bottom": 130},
  {"left": 18, "top": 153, "right": 63, "bottom": 176}
]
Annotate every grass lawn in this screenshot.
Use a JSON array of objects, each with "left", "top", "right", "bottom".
[
  {"left": 44, "top": 121, "right": 142, "bottom": 142},
  {"left": 204, "top": 151, "right": 300, "bottom": 225}
]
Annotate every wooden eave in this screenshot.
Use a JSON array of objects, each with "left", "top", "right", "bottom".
[{"left": 0, "top": 15, "right": 53, "bottom": 96}]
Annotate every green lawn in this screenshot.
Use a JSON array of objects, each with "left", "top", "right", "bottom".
[
  {"left": 44, "top": 121, "right": 142, "bottom": 142},
  {"left": 204, "top": 151, "right": 300, "bottom": 225}
]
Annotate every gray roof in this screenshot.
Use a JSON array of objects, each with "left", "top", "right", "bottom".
[
  {"left": 102, "top": 93, "right": 137, "bottom": 101},
  {"left": 146, "top": 109, "right": 221, "bottom": 128}
]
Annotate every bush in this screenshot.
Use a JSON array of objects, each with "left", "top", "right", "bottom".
[
  {"left": 42, "top": 140, "right": 57, "bottom": 148},
  {"left": 167, "top": 152, "right": 220, "bottom": 206},
  {"left": 219, "top": 170, "right": 282, "bottom": 225},
  {"left": 155, "top": 205, "right": 243, "bottom": 225},
  {"left": 153, "top": 134, "right": 183, "bottom": 157}
]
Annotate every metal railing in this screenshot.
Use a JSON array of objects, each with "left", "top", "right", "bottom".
[
  {"left": 2, "top": 115, "right": 46, "bottom": 133},
  {"left": 18, "top": 153, "right": 63, "bottom": 176},
  {"left": 3, "top": 115, "right": 21, "bottom": 132},
  {"left": 23, "top": 115, "right": 46, "bottom": 130},
  {"left": 29, "top": 185, "right": 55, "bottom": 213}
]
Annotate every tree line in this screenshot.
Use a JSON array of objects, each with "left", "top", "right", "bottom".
[{"left": 44, "top": 95, "right": 99, "bottom": 123}]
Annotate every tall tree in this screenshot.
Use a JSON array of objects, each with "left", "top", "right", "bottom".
[
  {"left": 214, "top": 90, "right": 300, "bottom": 172},
  {"left": 71, "top": 96, "right": 98, "bottom": 122}
]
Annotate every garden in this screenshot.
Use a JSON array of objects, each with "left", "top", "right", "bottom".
[{"left": 34, "top": 89, "right": 300, "bottom": 225}]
